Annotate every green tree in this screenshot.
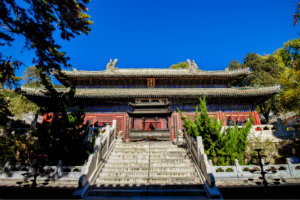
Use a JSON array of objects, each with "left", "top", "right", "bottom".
[
  {"left": 293, "top": 2, "right": 300, "bottom": 25},
  {"left": 0, "top": 0, "right": 93, "bottom": 165},
  {"left": 170, "top": 62, "right": 189, "bottom": 69},
  {"left": 0, "top": 133, "right": 15, "bottom": 164},
  {"left": 0, "top": 91, "right": 12, "bottom": 129},
  {"left": 280, "top": 67, "right": 300, "bottom": 111},
  {"left": 228, "top": 53, "right": 283, "bottom": 123},
  {"left": 33, "top": 90, "right": 91, "bottom": 165},
  {"left": 0, "top": 0, "right": 92, "bottom": 90},
  {"left": 23, "top": 66, "right": 47, "bottom": 88},
  {"left": 228, "top": 60, "right": 241, "bottom": 70},
  {"left": 1, "top": 89, "right": 39, "bottom": 118},
  {"left": 0, "top": 89, "right": 39, "bottom": 165},
  {"left": 239, "top": 53, "right": 283, "bottom": 86},
  {"left": 276, "top": 38, "right": 300, "bottom": 112},
  {"left": 0, "top": 55, "right": 22, "bottom": 88},
  {"left": 179, "top": 97, "right": 254, "bottom": 165}
]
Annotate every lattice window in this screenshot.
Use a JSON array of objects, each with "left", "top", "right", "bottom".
[{"left": 147, "top": 78, "right": 155, "bottom": 88}]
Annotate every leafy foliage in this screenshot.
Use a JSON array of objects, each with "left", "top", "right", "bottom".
[
  {"left": 0, "top": 0, "right": 93, "bottom": 89},
  {"left": 0, "top": 92, "right": 12, "bottom": 129},
  {"left": 0, "top": 55, "right": 22, "bottom": 89},
  {"left": 276, "top": 37, "right": 300, "bottom": 113},
  {"left": 0, "top": 0, "right": 93, "bottom": 165},
  {"left": 179, "top": 97, "right": 254, "bottom": 165},
  {"left": 1, "top": 89, "right": 39, "bottom": 118},
  {"left": 294, "top": 2, "right": 300, "bottom": 25},
  {"left": 0, "top": 133, "right": 15, "bottom": 164},
  {"left": 170, "top": 62, "right": 189, "bottom": 69},
  {"left": 228, "top": 53, "right": 283, "bottom": 122},
  {"left": 245, "top": 136, "right": 279, "bottom": 165},
  {"left": 228, "top": 53, "right": 283, "bottom": 87},
  {"left": 31, "top": 87, "right": 92, "bottom": 165},
  {"left": 228, "top": 60, "right": 241, "bottom": 70},
  {"left": 23, "top": 66, "right": 49, "bottom": 88}
]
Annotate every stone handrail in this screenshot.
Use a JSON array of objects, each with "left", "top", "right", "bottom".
[
  {"left": 184, "top": 133, "right": 221, "bottom": 198},
  {"left": 209, "top": 158, "right": 300, "bottom": 180},
  {"left": 184, "top": 133, "right": 215, "bottom": 187},
  {"left": 75, "top": 120, "right": 117, "bottom": 196}
]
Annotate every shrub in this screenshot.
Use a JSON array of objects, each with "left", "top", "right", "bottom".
[
  {"left": 226, "top": 168, "right": 234, "bottom": 172},
  {"left": 216, "top": 168, "right": 224, "bottom": 172},
  {"left": 243, "top": 167, "right": 250, "bottom": 171},
  {"left": 179, "top": 96, "right": 253, "bottom": 166}
]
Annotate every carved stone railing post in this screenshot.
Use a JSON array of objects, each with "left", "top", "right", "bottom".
[
  {"left": 57, "top": 160, "right": 63, "bottom": 178},
  {"left": 209, "top": 159, "right": 216, "bottom": 173},
  {"left": 196, "top": 136, "right": 202, "bottom": 166},
  {"left": 286, "top": 158, "right": 296, "bottom": 176},
  {"left": 106, "top": 124, "right": 110, "bottom": 152},
  {"left": 98, "top": 143, "right": 102, "bottom": 161},
  {"left": 113, "top": 124, "right": 117, "bottom": 139},
  {"left": 125, "top": 116, "right": 130, "bottom": 141},
  {"left": 235, "top": 159, "right": 243, "bottom": 178}
]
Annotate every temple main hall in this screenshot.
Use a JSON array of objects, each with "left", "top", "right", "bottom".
[{"left": 22, "top": 59, "right": 280, "bottom": 141}]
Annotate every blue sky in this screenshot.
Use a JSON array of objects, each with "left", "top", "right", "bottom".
[{"left": 3, "top": 0, "right": 300, "bottom": 77}]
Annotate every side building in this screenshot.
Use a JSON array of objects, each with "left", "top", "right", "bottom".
[{"left": 21, "top": 59, "right": 280, "bottom": 141}]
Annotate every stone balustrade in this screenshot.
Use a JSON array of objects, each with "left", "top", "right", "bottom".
[
  {"left": 74, "top": 120, "right": 117, "bottom": 197},
  {"left": 183, "top": 133, "right": 221, "bottom": 198},
  {"left": 0, "top": 120, "right": 117, "bottom": 190},
  {"left": 208, "top": 158, "right": 300, "bottom": 180}
]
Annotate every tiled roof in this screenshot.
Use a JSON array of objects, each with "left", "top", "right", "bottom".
[
  {"left": 61, "top": 68, "right": 250, "bottom": 78},
  {"left": 21, "top": 85, "right": 281, "bottom": 99}
]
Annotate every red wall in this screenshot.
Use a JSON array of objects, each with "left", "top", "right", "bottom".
[{"left": 43, "top": 111, "right": 261, "bottom": 141}]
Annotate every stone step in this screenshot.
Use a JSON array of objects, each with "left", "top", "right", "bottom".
[
  {"left": 108, "top": 155, "right": 188, "bottom": 159},
  {"left": 149, "top": 149, "right": 187, "bottom": 152},
  {"left": 101, "top": 167, "right": 196, "bottom": 173},
  {"left": 95, "top": 177, "right": 148, "bottom": 185},
  {"left": 98, "top": 171, "right": 198, "bottom": 178},
  {"left": 103, "top": 162, "right": 194, "bottom": 168},
  {"left": 95, "top": 177, "right": 201, "bottom": 185},
  {"left": 99, "top": 172, "right": 148, "bottom": 177},
  {"left": 115, "top": 142, "right": 172, "bottom": 145},
  {"left": 150, "top": 163, "right": 194, "bottom": 167},
  {"left": 105, "top": 161, "right": 194, "bottom": 167},
  {"left": 87, "top": 188, "right": 207, "bottom": 198},
  {"left": 106, "top": 159, "right": 148, "bottom": 163},
  {"left": 103, "top": 163, "right": 149, "bottom": 168},
  {"left": 110, "top": 152, "right": 188, "bottom": 156},
  {"left": 112, "top": 149, "right": 149, "bottom": 152},
  {"left": 106, "top": 158, "right": 192, "bottom": 163},
  {"left": 113, "top": 147, "right": 186, "bottom": 151},
  {"left": 149, "top": 172, "right": 198, "bottom": 177},
  {"left": 113, "top": 145, "right": 180, "bottom": 148},
  {"left": 110, "top": 151, "right": 187, "bottom": 155},
  {"left": 92, "top": 184, "right": 204, "bottom": 190}
]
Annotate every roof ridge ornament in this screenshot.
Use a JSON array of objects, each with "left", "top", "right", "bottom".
[
  {"left": 106, "top": 58, "right": 118, "bottom": 72},
  {"left": 186, "top": 59, "right": 200, "bottom": 72}
]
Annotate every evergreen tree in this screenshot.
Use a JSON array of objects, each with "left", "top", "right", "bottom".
[{"left": 179, "top": 96, "right": 254, "bottom": 165}]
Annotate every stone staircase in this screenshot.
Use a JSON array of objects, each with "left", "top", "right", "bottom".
[{"left": 85, "top": 139, "right": 208, "bottom": 199}]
